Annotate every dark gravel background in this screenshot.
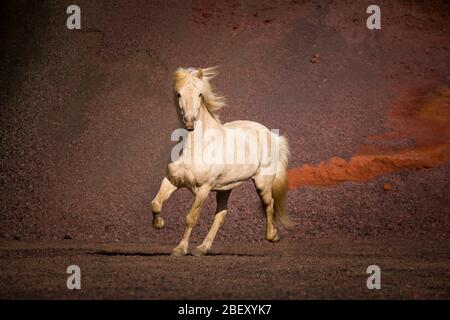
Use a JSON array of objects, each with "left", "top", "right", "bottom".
[{"left": 1, "top": 0, "right": 449, "bottom": 244}]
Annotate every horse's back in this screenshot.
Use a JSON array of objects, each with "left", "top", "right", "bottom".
[{"left": 223, "top": 120, "right": 269, "bottom": 131}]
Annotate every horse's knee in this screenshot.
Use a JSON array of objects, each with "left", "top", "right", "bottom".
[
  {"left": 261, "top": 197, "right": 274, "bottom": 211},
  {"left": 185, "top": 213, "right": 197, "bottom": 227},
  {"left": 151, "top": 199, "right": 161, "bottom": 213}
]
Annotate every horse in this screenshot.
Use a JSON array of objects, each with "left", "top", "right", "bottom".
[{"left": 151, "top": 67, "right": 292, "bottom": 256}]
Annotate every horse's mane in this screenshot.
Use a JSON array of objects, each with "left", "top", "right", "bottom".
[{"left": 174, "top": 67, "right": 225, "bottom": 121}]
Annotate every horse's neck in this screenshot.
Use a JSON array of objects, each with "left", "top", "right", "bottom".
[
  {"left": 185, "top": 105, "right": 221, "bottom": 137},
  {"left": 199, "top": 104, "right": 221, "bottom": 130},
  {"left": 183, "top": 105, "right": 222, "bottom": 156}
]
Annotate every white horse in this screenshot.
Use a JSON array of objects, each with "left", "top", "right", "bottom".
[{"left": 151, "top": 67, "right": 291, "bottom": 256}]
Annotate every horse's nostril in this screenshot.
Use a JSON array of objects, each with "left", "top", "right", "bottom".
[{"left": 183, "top": 116, "right": 188, "bottom": 123}]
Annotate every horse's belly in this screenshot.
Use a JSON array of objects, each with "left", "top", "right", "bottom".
[
  {"left": 212, "top": 164, "right": 257, "bottom": 190},
  {"left": 212, "top": 181, "right": 245, "bottom": 191}
]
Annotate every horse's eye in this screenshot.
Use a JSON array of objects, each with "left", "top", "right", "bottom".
[
  {"left": 177, "top": 93, "right": 181, "bottom": 98},
  {"left": 199, "top": 93, "right": 202, "bottom": 97}
]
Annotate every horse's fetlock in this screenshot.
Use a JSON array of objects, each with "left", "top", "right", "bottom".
[
  {"left": 192, "top": 244, "right": 209, "bottom": 256},
  {"left": 266, "top": 228, "right": 279, "bottom": 241},
  {"left": 185, "top": 220, "right": 195, "bottom": 228},
  {"left": 266, "top": 230, "right": 280, "bottom": 243},
  {"left": 152, "top": 215, "right": 165, "bottom": 229},
  {"left": 186, "top": 214, "right": 197, "bottom": 227},
  {"left": 171, "top": 245, "right": 187, "bottom": 256}
]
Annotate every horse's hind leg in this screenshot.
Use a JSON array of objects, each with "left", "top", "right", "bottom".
[
  {"left": 253, "top": 175, "right": 280, "bottom": 243},
  {"left": 192, "top": 190, "right": 231, "bottom": 256},
  {"left": 151, "top": 177, "right": 178, "bottom": 229}
]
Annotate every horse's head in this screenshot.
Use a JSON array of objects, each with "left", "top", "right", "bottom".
[
  {"left": 174, "top": 67, "right": 224, "bottom": 131},
  {"left": 174, "top": 68, "right": 205, "bottom": 131}
]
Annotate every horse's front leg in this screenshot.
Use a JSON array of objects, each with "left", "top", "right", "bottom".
[
  {"left": 151, "top": 177, "right": 178, "bottom": 229},
  {"left": 192, "top": 190, "right": 231, "bottom": 256},
  {"left": 172, "top": 185, "right": 211, "bottom": 256}
]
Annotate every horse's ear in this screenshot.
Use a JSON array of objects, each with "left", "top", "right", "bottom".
[{"left": 196, "top": 68, "right": 203, "bottom": 79}]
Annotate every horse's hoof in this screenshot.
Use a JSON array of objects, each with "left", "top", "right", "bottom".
[
  {"left": 152, "top": 216, "right": 165, "bottom": 229},
  {"left": 171, "top": 247, "right": 187, "bottom": 256},
  {"left": 192, "top": 246, "right": 208, "bottom": 256},
  {"left": 268, "top": 233, "right": 281, "bottom": 243}
]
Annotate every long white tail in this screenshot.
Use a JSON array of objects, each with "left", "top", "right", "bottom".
[{"left": 272, "top": 135, "right": 293, "bottom": 228}]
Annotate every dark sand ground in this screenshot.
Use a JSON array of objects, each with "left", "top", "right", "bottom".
[{"left": 0, "top": 240, "right": 448, "bottom": 299}]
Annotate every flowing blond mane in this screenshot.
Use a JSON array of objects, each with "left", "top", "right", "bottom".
[{"left": 174, "top": 67, "right": 225, "bottom": 120}]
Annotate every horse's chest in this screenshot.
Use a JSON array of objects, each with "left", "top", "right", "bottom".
[{"left": 167, "top": 161, "right": 215, "bottom": 188}]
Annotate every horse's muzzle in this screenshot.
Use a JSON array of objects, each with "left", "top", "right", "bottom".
[{"left": 184, "top": 121, "right": 195, "bottom": 131}]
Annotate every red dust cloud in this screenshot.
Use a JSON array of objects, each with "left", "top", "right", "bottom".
[{"left": 288, "top": 85, "right": 450, "bottom": 188}]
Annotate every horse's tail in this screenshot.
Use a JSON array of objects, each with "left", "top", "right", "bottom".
[{"left": 272, "top": 135, "right": 293, "bottom": 228}]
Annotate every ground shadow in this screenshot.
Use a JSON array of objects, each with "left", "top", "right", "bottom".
[
  {"left": 89, "top": 250, "right": 171, "bottom": 257},
  {"left": 206, "top": 253, "right": 266, "bottom": 257},
  {"left": 90, "top": 250, "right": 265, "bottom": 257}
]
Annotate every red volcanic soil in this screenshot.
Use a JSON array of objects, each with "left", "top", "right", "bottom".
[{"left": 288, "top": 86, "right": 450, "bottom": 188}]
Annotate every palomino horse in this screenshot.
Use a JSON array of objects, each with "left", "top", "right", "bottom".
[{"left": 151, "top": 67, "right": 292, "bottom": 256}]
